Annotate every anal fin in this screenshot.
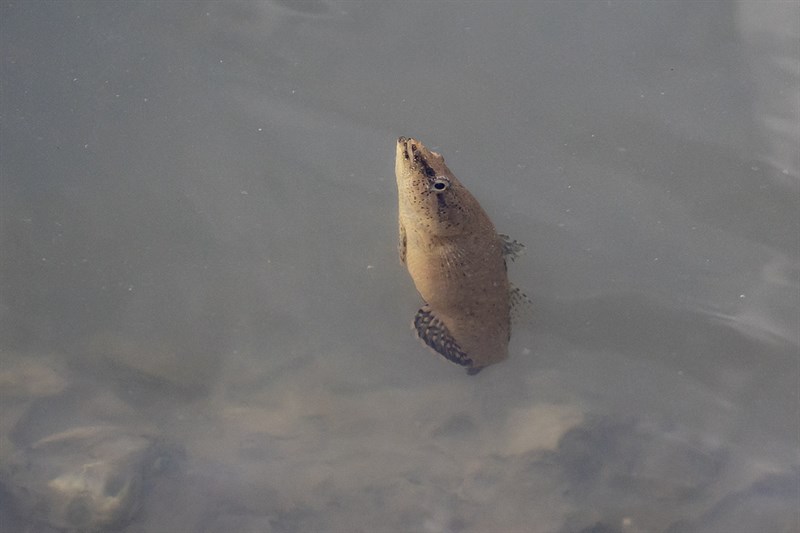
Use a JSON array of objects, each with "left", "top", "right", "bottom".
[
  {"left": 509, "top": 283, "right": 533, "bottom": 328},
  {"left": 413, "top": 305, "right": 473, "bottom": 369}
]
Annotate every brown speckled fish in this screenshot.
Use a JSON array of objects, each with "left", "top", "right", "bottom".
[{"left": 395, "top": 136, "right": 522, "bottom": 375}]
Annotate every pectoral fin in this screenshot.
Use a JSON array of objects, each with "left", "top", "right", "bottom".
[
  {"left": 499, "top": 233, "right": 524, "bottom": 262},
  {"left": 413, "top": 305, "right": 473, "bottom": 369},
  {"left": 399, "top": 221, "right": 407, "bottom": 264}
]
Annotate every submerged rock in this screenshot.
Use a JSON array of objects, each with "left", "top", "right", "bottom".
[
  {"left": 0, "top": 354, "right": 68, "bottom": 400},
  {"left": 0, "top": 353, "right": 71, "bottom": 469},
  {"left": 83, "top": 333, "right": 221, "bottom": 397},
  {"left": 1, "top": 425, "right": 180, "bottom": 532}
]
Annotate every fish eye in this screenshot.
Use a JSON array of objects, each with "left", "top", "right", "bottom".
[{"left": 432, "top": 177, "right": 450, "bottom": 191}]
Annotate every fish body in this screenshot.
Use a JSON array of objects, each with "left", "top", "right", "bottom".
[{"left": 395, "top": 136, "right": 514, "bottom": 374}]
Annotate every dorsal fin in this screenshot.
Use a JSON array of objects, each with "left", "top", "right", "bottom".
[{"left": 413, "top": 305, "right": 473, "bottom": 369}]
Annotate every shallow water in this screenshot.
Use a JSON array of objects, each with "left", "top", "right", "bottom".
[{"left": 1, "top": 1, "right": 798, "bottom": 532}]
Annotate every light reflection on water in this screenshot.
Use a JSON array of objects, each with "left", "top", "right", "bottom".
[{"left": 1, "top": 1, "right": 797, "bottom": 531}]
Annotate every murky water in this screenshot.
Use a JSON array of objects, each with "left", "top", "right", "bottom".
[{"left": 1, "top": 1, "right": 798, "bottom": 532}]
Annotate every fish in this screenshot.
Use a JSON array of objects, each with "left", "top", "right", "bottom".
[{"left": 395, "top": 136, "right": 523, "bottom": 374}]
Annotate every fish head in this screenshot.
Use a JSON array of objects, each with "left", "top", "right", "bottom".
[{"left": 395, "top": 136, "right": 480, "bottom": 237}]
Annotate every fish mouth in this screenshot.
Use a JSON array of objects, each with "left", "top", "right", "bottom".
[
  {"left": 398, "top": 136, "right": 429, "bottom": 171},
  {"left": 397, "top": 136, "right": 417, "bottom": 162},
  {"left": 397, "top": 137, "right": 441, "bottom": 183}
]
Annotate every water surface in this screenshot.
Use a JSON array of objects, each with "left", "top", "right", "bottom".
[{"left": 1, "top": 1, "right": 798, "bottom": 531}]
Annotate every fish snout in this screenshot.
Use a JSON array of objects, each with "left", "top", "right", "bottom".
[{"left": 396, "top": 136, "right": 419, "bottom": 163}]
